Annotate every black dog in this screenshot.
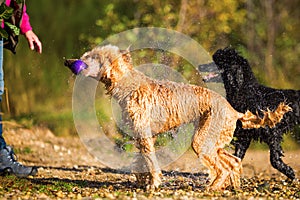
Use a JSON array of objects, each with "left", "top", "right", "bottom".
[{"left": 208, "top": 47, "right": 300, "bottom": 180}]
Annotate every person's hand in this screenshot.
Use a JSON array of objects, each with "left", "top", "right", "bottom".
[{"left": 24, "top": 30, "right": 42, "bottom": 54}]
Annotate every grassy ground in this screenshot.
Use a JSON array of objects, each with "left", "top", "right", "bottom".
[
  {"left": 0, "top": 126, "right": 299, "bottom": 199},
  {"left": 1, "top": 170, "right": 299, "bottom": 199}
]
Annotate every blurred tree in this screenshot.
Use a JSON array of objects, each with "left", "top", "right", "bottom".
[
  {"left": 3, "top": 0, "right": 109, "bottom": 115},
  {"left": 79, "top": 0, "right": 247, "bottom": 84},
  {"left": 82, "top": 0, "right": 247, "bottom": 52},
  {"left": 241, "top": 0, "right": 300, "bottom": 88},
  {"left": 1, "top": 0, "right": 298, "bottom": 135}
]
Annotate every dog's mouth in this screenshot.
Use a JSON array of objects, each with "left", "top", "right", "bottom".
[
  {"left": 64, "top": 59, "right": 88, "bottom": 75},
  {"left": 202, "top": 72, "right": 222, "bottom": 83},
  {"left": 198, "top": 62, "right": 223, "bottom": 83}
]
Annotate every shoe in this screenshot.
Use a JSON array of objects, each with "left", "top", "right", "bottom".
[{"left": 0, "top": 146, "right": 37, "bottom": 177}]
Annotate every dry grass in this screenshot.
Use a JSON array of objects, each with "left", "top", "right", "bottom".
[{"left": 0, "top": 127, "right": 299, "bottom": 199}]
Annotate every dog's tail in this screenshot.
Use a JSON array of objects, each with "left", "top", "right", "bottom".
[{"left": 239, "top": 102, "right": 292, "bottom": 129}]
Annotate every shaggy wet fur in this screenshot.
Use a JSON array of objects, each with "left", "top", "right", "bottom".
[
  {"left": 65, "top": 45, "right": 291, "bottom": 190},
  {"left": 212, "top": 47, "right": 300, "bottom": 180}
]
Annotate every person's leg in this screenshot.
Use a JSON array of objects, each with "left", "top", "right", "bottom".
[
  {"left": 0, "top": 108, "right": 5, "bottom": 150},
  {"left": 0, "top": 39, "right": 37, "bottom": 177},
  {"left": 0, "top": 39, "right": 6, "bottom": 149}
]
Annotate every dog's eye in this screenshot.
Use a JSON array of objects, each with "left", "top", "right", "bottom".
[
  {"left": 232, "top": 64, "right": 239, "bottom": 69},
  {"left": 92, "top": 55, "right": 99, "bottom": 60}
]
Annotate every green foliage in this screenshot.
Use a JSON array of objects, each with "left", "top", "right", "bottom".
[
  {"left": 238, "top": 0, "right": 300, "bottom": 88},
  {"left": 0, "top": 3, "right": 13, "bottom": 21},
  {"left": 0, "top": 2, "right": 14, "bottom": 38},
  {"left": 4, "top": 21, "right": 20, "bottom": 35},
  {"left": 0, "top": 1, "right": 22, "bottom": 39}
]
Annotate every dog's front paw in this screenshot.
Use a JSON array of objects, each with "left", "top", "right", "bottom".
[
  {"left": 145, "top": 173, "right": 162, "bottom": 191},
  {"left": 146, "top": 181, "right": 161, "bottom": 191},
  {"left": 135, "top": 172, "right": 150, "bottom": 186}
]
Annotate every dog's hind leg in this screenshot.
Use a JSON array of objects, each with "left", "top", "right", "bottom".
[
  {"left": 192, "top": 111, "right": 242, "bottom": 190},
  {"left": 215, "top": 148, "right": 242, "bottom": 189},
  {"left": 191, "top": 113, "right": 231, "bottom": 190},
  {"left": 201, "top": 148, "right": 241, "bottom": 190},
  {"left": 233, "top": 137, "right": 252, "bottom": 159},
  {"left": 191, "top": 113, "right": 219, "bottom": 186},
  {"left": 268, "top": 137, "right": 295, "bottom": 179},
  {"left": 233, "top": 126, "right": 253, "bottom": 159},
  {"left": 201, "top": 153, "right": 225, "bottom": 188}
]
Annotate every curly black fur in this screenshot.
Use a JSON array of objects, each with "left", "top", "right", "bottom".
[{"left": 212, "top": 47, "right": 300, "bottom": 180}]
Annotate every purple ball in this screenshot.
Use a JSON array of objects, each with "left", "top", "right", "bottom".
[{"left": 70, "top": 60, "right": 88, "bottom": 75}]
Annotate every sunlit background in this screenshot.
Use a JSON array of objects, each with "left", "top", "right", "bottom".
[{"left": 2, "top": 0, "right": 299, "bottom": 152}]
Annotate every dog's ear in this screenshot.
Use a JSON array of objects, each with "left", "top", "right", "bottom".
[
  {"left": 126, "top": 45, "right": 132, "bottom": 52},
  {"left": 120, "top": 45, "right": 131, "bottom": 55},
  {"left": 121, "top": 46, "right": 132, "bottom": 65}
]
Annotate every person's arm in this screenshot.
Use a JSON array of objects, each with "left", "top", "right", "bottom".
[
  {"left": 24, "top": 30, "right": 42, "bottom": 53},
  {"left": 21, "top": 4, "right": 42, "bottom": 53},
  {"left": 20, "top": 5, "right": 32, "bottom": 34}
]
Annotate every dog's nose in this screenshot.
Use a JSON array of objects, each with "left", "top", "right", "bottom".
[
  {"left": 64, "top": 59, "right": 77, "bottom": 67},
  {"left": 64, "top": 59, "right": 88, "bottom": 75}
]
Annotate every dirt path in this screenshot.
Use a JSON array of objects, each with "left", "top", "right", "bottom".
[{"left": 1, "top": 126, "right": 300, "bottom": 199}]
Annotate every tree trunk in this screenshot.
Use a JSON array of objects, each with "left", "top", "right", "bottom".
[
  {"left": 264, "top": 0, "right": 276, "bottom": 83},
  {"left": 246, "top": 0, "right": 255, "bottom": 54}
]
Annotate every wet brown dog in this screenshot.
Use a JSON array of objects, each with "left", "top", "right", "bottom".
[{"left": 65, "top": 45, "right": 291, "bottom": 190}]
